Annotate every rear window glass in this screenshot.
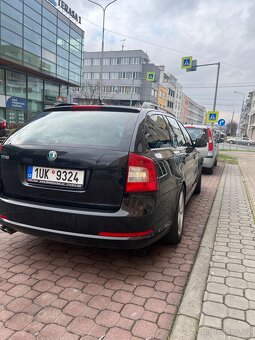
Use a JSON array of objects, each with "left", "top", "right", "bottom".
[
  {"left": 185, "top": 127, "right": 208, "bottom": 142},
  {"left": 6, "top": 110, "right": 138, "bottom": 151}
]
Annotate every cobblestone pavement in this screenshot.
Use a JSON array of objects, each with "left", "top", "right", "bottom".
[
  {"left": 197, "top": 164, "right": 255, "bottom": 340},
  {"left": 0, "top": 165, "right": 223, "bottom": 340}
]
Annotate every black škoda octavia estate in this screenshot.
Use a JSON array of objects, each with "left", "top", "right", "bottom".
[{"left": 0, "top": 104, "right": 203, "bottom": 248}]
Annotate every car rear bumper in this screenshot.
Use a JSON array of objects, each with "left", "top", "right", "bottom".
[
  {"left": 202, "top": 156, "right": 215, "bottom": 169},
  {"left": 0, "top": 195, "right": 167, "bottom": 249}
]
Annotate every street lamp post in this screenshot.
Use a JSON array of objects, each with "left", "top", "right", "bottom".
[
  {"left": 234, "top": 91, "right": 245, "bottom": 136},
  {"left": 88, "top": 0, "right": 117, "bottom": 102}
]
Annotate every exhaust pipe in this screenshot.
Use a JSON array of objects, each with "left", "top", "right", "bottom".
[{"left": 0, "top": 225, "right": 17, "bottom": 234}]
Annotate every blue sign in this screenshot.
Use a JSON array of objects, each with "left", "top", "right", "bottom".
[
  {"left": 183, "top": 59, "right": 190, "bottom": 66},
  {"left": 209, "top": 113, "right": 217, "bottom": 120},
  {"left": 218, "top": 119, "right": 226, "bottom": 127},
  {"left": 6, "top": 96, "right": 27, "bottom": 110},
  {"left": 27, "top": 166, "right": 33, "bottom": 179}
]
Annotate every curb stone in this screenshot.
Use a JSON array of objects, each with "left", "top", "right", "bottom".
[{"left": 168, "top": 167, "right": 227, "bottom": 340}]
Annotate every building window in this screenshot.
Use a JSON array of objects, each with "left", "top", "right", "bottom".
[
  {"left": 133, "top": 87, "right": 140, "bottom": 94},
  {"left": 169, "top": 89, "right": 175, "bottom": 97},
  {"left": 103, "top": 58, "right": 110, "bottom": 65},
  {"left": 110, "top": 72, "right": 119, "bottom": 80},
  {"left": 130, "top": 57, "right": 141, "bottom": 64},
  {"left": 92, "top": 58, "right": 100, "bottom": 66},
  {"left": 6, "top": 71, "right": 26, "bottom": 98},
  {"left": 111, "top": 57, "right": 121, "bottom": 65},
  {"left": 84, "top": 59, "right": 92, "bottom": 66},
  {"left": 27, "top": 77, "right": 43, "bottom": 101},
  {"left": 121, "top": 57, "right": 130, "bottom": 65},
  {"left": 167, "top": 101, "right": 174, "bottom": 109},
  {"left": 92, "top": 72, "right": 100, "bottom": 80},
  {"left": 84, "top": 73, "right": 91, "bottom": 79},
  {"left": 120, "top": 72, "right": 128, "bottom": 79},
  {"left": 102, "top": 72, "right": 110, "bottom": 80}
]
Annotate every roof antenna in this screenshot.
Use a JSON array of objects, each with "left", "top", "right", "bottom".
[{"left": 120, "top": 39, "right": 126, "bottom": 51}]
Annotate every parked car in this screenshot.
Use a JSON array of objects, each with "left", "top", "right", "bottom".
[
  {"left": 226, "top": 136, "right": 255, "bottom": 146},
  {"left": 0, "top": 116, "right": 8, "bottom": 138},
  {"left": 0, "top": 104, "right": 203, "bottom": 248},
  {"left": 184, "top": 124, "right": 219, "bottom": 174}
]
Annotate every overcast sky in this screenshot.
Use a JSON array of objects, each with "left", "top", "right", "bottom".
[{"left": 69, "top": 0, "right": 255, "bottom": 123}]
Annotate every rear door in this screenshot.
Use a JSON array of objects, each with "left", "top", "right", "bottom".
[
  {"left": 1, "top": 109, "right": 139, "bottom": 210},
  {"left": 166, "top": 116, "right": 197, "bottom": 195},
  {"left": 185, "top": 126, "right": 209, "bottom": 158}
]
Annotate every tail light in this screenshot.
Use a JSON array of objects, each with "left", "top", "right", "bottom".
[
  {"left": 0, "top": 121, "right": 6, "bottom": 129},
  {"left": 207, "top": 128, "right": 213, "bottom": 151},
  {"left": 125, "top": 153, "right": 159, "bottom": 192}
]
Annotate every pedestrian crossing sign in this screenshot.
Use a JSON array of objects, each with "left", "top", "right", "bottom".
[
  {"left": 146, "top": 72, "right": 156, "bottom": 81},
  {"left": 206, "top": 111, "right": 219, "bottom": 123},
  {"left": 181, "top": 56, "right": 192, "bottom": 69}
]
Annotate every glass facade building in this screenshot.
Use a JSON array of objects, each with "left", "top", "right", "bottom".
[{"left": 0, "top": 0, "right": 84, "bottom": 125}]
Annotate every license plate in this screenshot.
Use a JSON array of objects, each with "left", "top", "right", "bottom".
[{"left": 26, "top": 166, "right": 85, "bottom": 188}]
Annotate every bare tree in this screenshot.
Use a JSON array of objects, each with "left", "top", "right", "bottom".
[{"left": 71, "top": 81, "right": 101, "bottom": 104}]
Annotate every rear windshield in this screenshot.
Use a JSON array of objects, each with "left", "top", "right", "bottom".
[
  {"left": 6, "top": 110, "right": 138, "bottom": 151},
  {"left": 185, "top": 127, "right": 208, "bottom": 142}
]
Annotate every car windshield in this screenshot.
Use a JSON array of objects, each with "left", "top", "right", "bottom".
[
  {"left": 6, "top": 110, "right": 138, "bottom": 151},
  {"left": 185, "top": 127, "right": 208, "bottom": 143}
]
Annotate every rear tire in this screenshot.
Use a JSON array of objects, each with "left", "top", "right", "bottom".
[
  {"left": 206, "top": 166, "right": 213, "bottom": 175},
  {"left": 163, "top": 186, "right": 185, "bottom": 245},
  {"left": 214, "top": 158, "right": 218, "bottom": 166}
]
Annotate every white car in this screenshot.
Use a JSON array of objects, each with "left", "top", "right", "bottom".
[
  {"left": 227, "top": 137, "right": 255, "bottom": 146},
  {"left": 185, "top": 125, "right": 219, "bottom": 174}
]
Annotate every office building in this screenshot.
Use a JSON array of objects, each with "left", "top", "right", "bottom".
[
  {"left": 74, "top": 50, "right": 161, "bottom": 106},
  {"left": 0, "top": 0, "right": 84, "bottom": 125}
]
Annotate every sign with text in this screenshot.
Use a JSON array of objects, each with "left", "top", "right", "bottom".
[{"left": 6, "top": 96, "right": 27, "bottom": 110}]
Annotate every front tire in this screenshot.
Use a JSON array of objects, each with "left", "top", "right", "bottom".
[{"left": 163, "top": 186, "right": 185, "bottom": 245}]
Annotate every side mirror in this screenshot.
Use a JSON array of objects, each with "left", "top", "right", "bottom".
[{"left": 194, "top": 138, "right": 207, "bottom": 148}]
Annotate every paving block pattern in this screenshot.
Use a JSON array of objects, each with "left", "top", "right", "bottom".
[
  {"left": 0, "top": 166, "right": 223, "bottom": 340},
  {"left": 197, "top": 165, "right": 255, "bottom": 340}
]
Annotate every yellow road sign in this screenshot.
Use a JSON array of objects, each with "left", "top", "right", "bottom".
[
  {"left": 146, "top": 72, "right": 156, "bottom": 81},
  {"left": 181, "top": 56, "right": 192, "bottom": 69},
  {"left": 206, "top": 111, "right": 219, "bottom": 123}
]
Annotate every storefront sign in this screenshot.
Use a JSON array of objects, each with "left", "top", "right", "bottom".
[
  {"left": 58, "top": 0, "right": 81, "bottom": 24},
  {"left": 47, "top": 0, "right": 81, "bottom": 24},
  {"left": 6, "top": 97, "right": 27, "bottom": 110}
]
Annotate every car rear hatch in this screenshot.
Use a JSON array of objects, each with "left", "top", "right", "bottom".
[
  {"left": 0, "top": 107, "right": 140, "bottom": 211},
  {"left": 185, "top": 126, "right": 212, "bottom": 157}
]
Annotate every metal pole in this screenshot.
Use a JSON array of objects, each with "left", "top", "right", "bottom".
[
  {"left": 213, "top": 62, "right": 220, "bottom": 111},
  {"left": 130, "top": 77, "right": 134, "bottom": 106},
  {"left": 88, "top": 0, "right": 117, "bottom": 102},
  {"left": 99, "top": 9, "right": 105, "bottom": 101}
]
